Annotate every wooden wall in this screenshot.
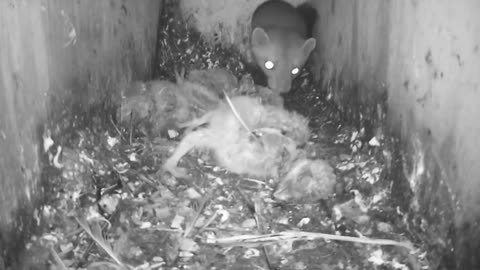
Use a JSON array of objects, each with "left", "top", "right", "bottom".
[
  {"left": 0, "top": 0, "right": 161, "bottom": 261},
  {"left": 312, "top": 0, "right": 480, "bottom": 268}
]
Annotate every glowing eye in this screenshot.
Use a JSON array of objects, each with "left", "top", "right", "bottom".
[
  {"left": 291, "top": 67, "right": 300, "bottom": 75},
  {"left": 264, "top": 61, "right": 274, "bottom": 70}
]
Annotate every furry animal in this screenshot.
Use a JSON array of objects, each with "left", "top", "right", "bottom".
[{"left": 251, "top": 0, "right": 317, "bottom": 93}]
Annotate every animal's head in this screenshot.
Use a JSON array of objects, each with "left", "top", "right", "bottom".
[{"left": 251, "top": 27, "right": 316, "bottom": 93}]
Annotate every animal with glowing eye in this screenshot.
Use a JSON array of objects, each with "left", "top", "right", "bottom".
[{"left": 250, "top": 0, "right": 317, "bottom": 94}]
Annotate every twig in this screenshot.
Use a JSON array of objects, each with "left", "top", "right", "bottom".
[
  {"left": 242, "top": 177, "right": 270, "bottom": 187},
  {"left": 49, "top": 246, "right": 68, "bottom": 270},
  {"left": 200, "top": 227, "right": 255, "bottom": 233},
  {"left": 184, "top": 196, "right": 209, "bottom": 238},
  {"left": 253, "top": 202, "right": 274, "bottom": 270},
  {"left": 222, "top": 89, "right": 258, "bottom": 138},
  {"left": 214, "top": 231, "right": 415, "bottom": 251},
  {"left": 110, "top": 116, "right": 126, "bottom": 142},
  {"left": 152, "top": 227, "right": 182, "bottom": 233},
  {"left": 132, "top": 262, "right": 165, "bottom": 270},
  {"left": 197, "top": 211, "right": 219, "bottom": 235},
  {"left": 129, "top": 113, "right": 133, "bottom": 145},
  {"left": 75, "top": 217, "right": 126, "bottom": 267}
]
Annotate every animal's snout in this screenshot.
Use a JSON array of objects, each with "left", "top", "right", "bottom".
[{"left": 268, "top": 71, "right": 292, "bottom": 94}]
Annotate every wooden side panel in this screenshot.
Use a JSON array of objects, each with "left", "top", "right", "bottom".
[{"left": 0, "top": 0, "right": 161, "bottom": 260}]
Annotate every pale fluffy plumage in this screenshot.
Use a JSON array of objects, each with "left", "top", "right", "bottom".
[
  {"left": 163, "top": 95, "right": 336, "bottom": 202},
  {"left": 273, "top": 158, "right": 336, "bottom": 202},
  {"left": 163, "top": 96, "right": 309, "bottom": 179}
]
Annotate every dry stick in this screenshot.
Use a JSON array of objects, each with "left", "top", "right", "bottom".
[
  {"left": 110, "top": 115, "right": 127, "bottom": 142},
  {"left": 236, "top": 186, "right": 274, "bottom": 270},
  {"left": 242, "top": 177, "right": 270, "bottom": 188},
  {"left": 152, "top": 227, "right": 182, "bottom": 233},
  {"left": 75, "top": 217, "right": 126, "bottom": 267},
  {"left": 253, "top": 200, "right": 274, "bottom": 270},
  {"left": 129, "top": 113, "right": 133, "bottom": 145},
  {"left": 215, "top": 231, "right": 415, "bottom": 252},
  {"left": 133, "top": 262, "right": 165, "bottom": 270},
  {"left": 184, "top": 196, "right": 209, "bottom": 238},
  {"left": 49, "top": 246, "right": 69, "bottom": 270},
  {"left": 197, "top": 211, "right": 220, "bottom": 235},
  {"left": 222, "top": 89, "right": 259, "bottom": 139}
]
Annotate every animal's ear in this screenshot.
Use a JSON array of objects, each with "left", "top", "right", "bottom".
[
  {"left": 251, "top": 27, "right": 270, "bottom": 46},
  {"left": 301, "top": 38, "right": 316, "bottom": 56}
]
